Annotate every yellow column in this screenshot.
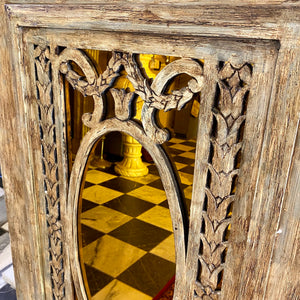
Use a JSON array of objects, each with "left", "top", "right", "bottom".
[
  {"left": 114, "top": 134, "right": 148, "bottom": 177},
  {"left": 113, "top": 61, "right": 149, "bottom": 177},
  {"left": 115, "top": 54, "right": 175, "bottom": 177}
]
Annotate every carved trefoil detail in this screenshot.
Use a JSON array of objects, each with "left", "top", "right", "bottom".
[
  {"left": 34, "top": 45, "right": 66, "bottom": 300},
  {"left": 194, "top": 62, "right": 252, "bottom": 299},
  {"left": 59, "top": 50, "right": 204, "bottom": 143}
]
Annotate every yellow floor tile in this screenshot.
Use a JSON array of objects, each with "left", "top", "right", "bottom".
[
  {"left": 137, "top": 206, "right": 173, "bottom": 232},
  {"left": 178, "top": 152, "right": 196, "bottom": 159},
  {"left": 179, "top": 171, "right": 194, "bottom": 185},
  {"left": 184, "top": 185, "right": 193, "bottom": 200},
  {"left": 85, "top": 169, "right": 117, "bottom": 184},
  {"left": 92, "top": 280, "right": 152, "bottom": 300},
  {"left": 81, "top": 206, "right": 132, "bottom": 233},
  {"left": 82, "top": 185, "right": 123, "bottom": 204},
  {"left": 127, "top": 186, "right": 166, "bottom": 204},
  {"left": 83, "top": 236, "right": 146, "bottom": 277},
  {"left": 169, "top": 144, "right": 194, "bottom": 152},
  {"left": 169, "top": 138, "right": 185, "bottom": 144},
  {"left": 150, "top": 234, "right": 175, "bottom": 263},
  {"left": 174, "top": 162, "right": 186, "bottom": 170}
]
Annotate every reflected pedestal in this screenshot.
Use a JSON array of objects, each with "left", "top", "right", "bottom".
[{"left": 115, "top": 134, "right": 148, "bottom": 177}]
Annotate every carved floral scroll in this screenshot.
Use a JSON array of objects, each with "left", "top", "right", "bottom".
[{"left": 59, "top": 50, "right": 204, "bottom": 143}]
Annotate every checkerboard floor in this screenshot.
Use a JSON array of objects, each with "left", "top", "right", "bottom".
[{"left": 80, "top": 137, "right": 196, "bottom": 299}]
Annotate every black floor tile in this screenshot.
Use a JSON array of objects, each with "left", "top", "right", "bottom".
[
  {"left": 173, "top": 156, "right": 194, "bottom": 165},
  {"left": 84, "top": 264, "right": 114, "bottom": 296},
  {"left": 100, "top": 177, "right": 143, "bottom": 193},
  {"left": 181, "top": 183, "right": 190, "bottom": 190},
  {"left": 184, "top": 198, "right": 192, "bottom": 216},
  {"left": 180, "top": 166, "right": 195, "bottom": 175},
  {"left": 117, "top": 253, "right": 175, "bottom": 297},
  {"left": 81, "top": 199, "right": 99, "bottom": 213},
  {"left": 0, "top": 285, "right": 17, "bottom": 300},
  {"left": 165, "top": 141, "right": 176, "bottom": 147},
  {"left": 84, "top": 181, "right": 94, "bottom": 188},
  {"left": 167, "top": 148, "right": 185, "bottom": 156},
  {"left": 159, "top": 200, "right": 169, "bottom": 209},
  {"left": 109, "top": 219, "right": 171, "bottom": 251},
  {"left": 180, "top": 141, "right": 196, "bottom": 147},
  {"left": 80, "top": 224, "right": 104, "bottom": 247},
  {"left": 103, "top": 195, "right": 154, "bottom": 217},
  {"left": 147, "top": 165, "right": 160, "bottom": 176},
  {"left": 96, "top": 165, "right": 118, "bottom": 175},
  {"left": 148, "top": 179, "right": 164, "bottom": 190}
]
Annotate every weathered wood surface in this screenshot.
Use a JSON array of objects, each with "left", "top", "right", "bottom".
[
  {"left": 5, "top": 3, "right": 300, "bottom": 41},
  {"left": 265, "top": 120, "right": 300, "bottom": 300},
  {"left": 222, "top": 39, "right": 300, "bottom": 300},
  {"left": 0, "top": 1, "right": 299, "bottom": 300},
  {"left": 0, "top": 1, "right": 45, "bottom": 299},
  {"left": 32, "top": 45, "right": 73, "bottom": 300}
]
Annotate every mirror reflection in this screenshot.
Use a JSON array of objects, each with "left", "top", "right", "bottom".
[
  {"left": 78, "top": 133, "right": 175, "bottom": 299},
  {"left": 65, "top": 50, "right": 200, "bottom": 299}
]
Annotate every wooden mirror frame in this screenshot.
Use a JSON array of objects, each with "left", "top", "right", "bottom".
[{"left": 0, "top": 2, "right": 299, "bottom": 300}]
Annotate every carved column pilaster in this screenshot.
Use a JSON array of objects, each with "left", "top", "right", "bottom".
[
  {"left": 193, "top": 62, "right": 252, "bottom": 299},
  {"left": 34, "top": 45, "right": 66, "bottom": 300}
]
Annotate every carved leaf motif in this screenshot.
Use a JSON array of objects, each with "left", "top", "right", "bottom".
[
  {"left": 35, "top": 46, "right": 65, "bottom": 300},
  {"left": 194, "top": 62, "right": 251, "bottom": 299}
]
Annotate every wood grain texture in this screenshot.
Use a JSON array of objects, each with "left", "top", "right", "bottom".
[
  {"left": 0, "top": 1, "right": 45, "bottom": 299},
  {"left": 239, "top": 46, "right": 299, "bottom": 300},
  {"left": 265, "top": 119, "right": 300, "bottom": 300},
  {"left": 222, "top": 36, "right": 300, "bottom": 300},
  {"left": 5, "top": 3, "right": 300, "bottom": 41},
  {"left": 220, "top": 42, "right": 279, "bottom": 300}
]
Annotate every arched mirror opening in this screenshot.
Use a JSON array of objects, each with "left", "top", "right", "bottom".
[{"left": 63, "top": 49, "right": 203, "bottom": 299}]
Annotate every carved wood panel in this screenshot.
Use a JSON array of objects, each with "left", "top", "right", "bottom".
[
  {"left": 32, "top": 40, "right": 270, "bottom": 300},
  {"left": 27, "top": 38, "right": 279, "bottom": 299}
]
